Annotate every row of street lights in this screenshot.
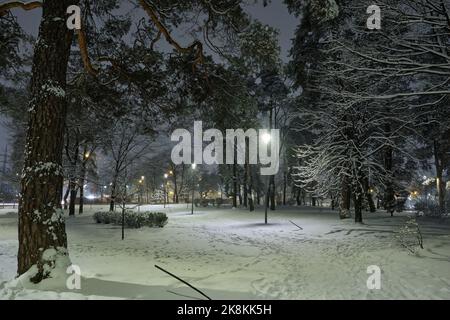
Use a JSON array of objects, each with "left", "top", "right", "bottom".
[{"left": 161, "top": 164, "right": 197, "bottom": 213}]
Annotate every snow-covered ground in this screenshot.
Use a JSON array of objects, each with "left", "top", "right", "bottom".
[{"left": 1, "top": 204, "right": 449, "bottom": 299}]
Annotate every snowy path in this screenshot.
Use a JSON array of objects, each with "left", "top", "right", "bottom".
[{"left": 1, "top": 205, "right": 450, "bottom": 299}]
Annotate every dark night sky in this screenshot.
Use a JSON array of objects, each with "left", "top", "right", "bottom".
[{"left": 0, "top": 1, "right": 298, "bottom": 156}]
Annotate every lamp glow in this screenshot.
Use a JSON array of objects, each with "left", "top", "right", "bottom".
[{"left": 261, "top": 133, "right": 271, "bottom": 144}]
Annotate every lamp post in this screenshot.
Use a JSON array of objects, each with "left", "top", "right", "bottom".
[
  {"left": 163, "top": 173, "right": 168, "bottom": 208},
  {"left": 191, "top": 163, "right": 196, "bottom": 215},
  {"left": 261, "top": 133, "right": 271, "bottom": 225},
  {"left": 138, "top": 176, "right": 145, "bottom": 212}
]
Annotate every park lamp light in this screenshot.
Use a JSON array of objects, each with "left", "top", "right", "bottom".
[{"left": 261, "top": 132, "right": 271, "bottom": 144}]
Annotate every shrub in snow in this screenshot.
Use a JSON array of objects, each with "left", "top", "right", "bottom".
[
  {"left": 93, "top": 211, "right": 114, "bottom": 224},
  {"left": 93, "top": 211, "right": 168, "bottom": 228},
  {"left": 395, "top": 217, "right": 424, "bottom": 255}
]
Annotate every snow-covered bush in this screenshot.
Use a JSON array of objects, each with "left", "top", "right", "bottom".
[
  {"left": 93, "top": 211, "right": 168, "bottom": 228},
  {"left": 395, "top": 217, "right": 424, "bottom": 255},
  {"left": 93, "top": 211, "right": 113, "bottom": 224}
]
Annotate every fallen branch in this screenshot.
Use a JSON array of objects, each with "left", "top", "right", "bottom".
[
  {"left": 289, "top": 220, "right": 303, "bottom": 230},
  {"left": 155, "top": 264, "right": 211, "bottom": 300}
]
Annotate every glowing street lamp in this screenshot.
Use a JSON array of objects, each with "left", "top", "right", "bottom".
[
  {"left": 261, "top": 133, "right": 271, "bottom": 144},
  {"left": 163, "top": 173, "right": 169, "bottom": 207}
]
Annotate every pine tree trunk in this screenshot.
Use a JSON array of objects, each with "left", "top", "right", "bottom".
[
  {"left": 17, "top": 0, "right": 76, "bottom": 282},
  {"left": 78, "top": 180, "right": 84, "bottom": 214}
]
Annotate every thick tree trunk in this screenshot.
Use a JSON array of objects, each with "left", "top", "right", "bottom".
[
  {"left": 339, "top": 177, "right": 351, "bottom": 219},
  {"left": 68, "top": 180, "right": 77, "bottom": 216},
  {"left": 78, "top": 181, "right": 84, "bottom": 214},
  {"left": 283, "top": 171, "right": 287, "bottom": 205},
  {"left": 17, "top": 0, "right": 76, "bottom": 282},
  {"left": 354, "top": 192, "right": 363, "bottom": 223}
]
